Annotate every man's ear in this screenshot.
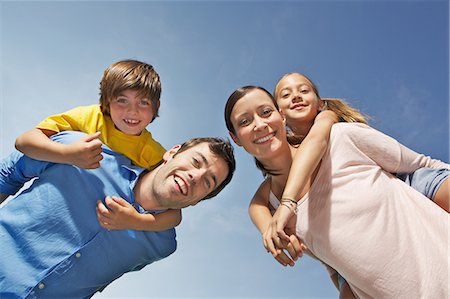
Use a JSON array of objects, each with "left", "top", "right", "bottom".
[
  {"left": 229, "top": 131, "right": 241, "bottom": 146},
  {"left": 163, "top": 145, "right": 181, "bottom": 162}
]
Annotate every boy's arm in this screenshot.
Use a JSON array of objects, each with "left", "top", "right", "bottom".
[
  {"left": 15, "top": 128, "right": 103, "bottom": 169},
  {"left": 281, "top": 110, "right": 338, "bottom": 201},
  {"left": 96, "top": 196, "right": 182, "bottom": 231}
]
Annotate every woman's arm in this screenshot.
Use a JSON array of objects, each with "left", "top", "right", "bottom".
[
  {"left": 281, "top": 111, "right": 338, "bottom": 201},
  {"left": 15, "top": 128, "right": 103, "bottom": 169},
  {"left": 249, "top": 179, "right": 306, "bottom": 266},
  {"left": 96, "top": 196, "right": 182, "bottom": 231}
]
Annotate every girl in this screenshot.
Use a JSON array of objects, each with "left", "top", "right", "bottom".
[{"left": 224, "top": 85, "right": 449, "bottom": 298}]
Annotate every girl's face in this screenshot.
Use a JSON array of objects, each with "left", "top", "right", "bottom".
[
  {"left": 275, "top": 73, "right": 321, "bottom": 127},
  {"left": 109, "top": 89, "right": 155, "bottom": 136},
  {"left": 229, "top": 89, "right": 287, "bottom": 161}
]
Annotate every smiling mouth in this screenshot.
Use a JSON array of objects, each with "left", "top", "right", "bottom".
[
  {"left": 254, "top": 132, "right": 276, "bottom": 144},
  {"left": 173, "top": 175, "right": 188, "bottom": 196},
  {"left": 124, "top": 119, "right": 141, "bottom": 125},
  {"left": 291, "top": 104, "right": 307, "bottom": 110}
]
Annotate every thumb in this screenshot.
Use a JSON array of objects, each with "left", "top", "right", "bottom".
[{"left": 83, "top": 131, "right": 101, "bottom": 143}]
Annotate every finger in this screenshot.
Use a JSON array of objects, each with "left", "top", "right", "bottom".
[
  {"left": 83, "top": 131, "right": 101, "bottom": 143},
  {"left": 288, "top": 235, "right": 303, "bottom": 260},
  {"left": 97, "top": 199, "right": 112, "bottom": 215},
  {"left": 274, "top": 250, "right": 295, "bottom": 267},
  {"left": 105, "top": 196, "right": 121, "bottom": 212},
  {"left": 111, "top": 196, "right": 129, "bottom": 207},
  {"left": 285, "top": 241, "right": 301, "bottom": 262},
  {"left": 265, "top": 233, "right": 279, "bottom": 256}
]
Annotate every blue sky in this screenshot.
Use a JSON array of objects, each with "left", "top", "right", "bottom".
[{"left": 1, "top": 1, "right": 448, "bottom": 298}]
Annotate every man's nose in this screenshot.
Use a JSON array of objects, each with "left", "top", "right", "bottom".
[{"left": 188, "top": 168, "right": 206, "bottom": 183}]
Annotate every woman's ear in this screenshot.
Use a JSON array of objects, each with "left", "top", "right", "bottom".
[
  {"left": 279, "top": 109, "right": 287, "bottom": 124},
  {"left": 163, "top": 144, "right": 181, "bottom": 162},
  {"left": 229, "top": 131, "right": 241, "bottom": 146}
]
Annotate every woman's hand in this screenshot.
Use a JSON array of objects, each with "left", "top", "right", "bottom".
[
  {"left": 266, "top": 203, "right": 297, "bottom": 255},
  {"left": 262, "top": 211, "right": 307, "bottom": 267}
]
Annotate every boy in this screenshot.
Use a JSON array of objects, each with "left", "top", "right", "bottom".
[{"left": 13, "top": 59, "right": 181, "bottom": 231}]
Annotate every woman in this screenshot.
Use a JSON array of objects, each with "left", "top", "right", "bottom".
[{"left": 224, "top": 85, "right": 449, "bottom": 298}]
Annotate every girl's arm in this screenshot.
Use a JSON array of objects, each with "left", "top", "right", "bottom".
[
  {"left": 15, "top": 128, "right": 103, "bottom": 169},
  {"left": 96, "top": 196, "right": 182, "bottom": 231},
  {"left": 281, "top": 110, "right": 338, "bottom": 201}
]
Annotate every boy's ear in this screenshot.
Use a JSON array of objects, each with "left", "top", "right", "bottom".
[
  {"left": 229, "top": 131, "right": 241, "bottom": 146},
  {"left": 163, "top": 145, "right": 181, "bottom": 162}
]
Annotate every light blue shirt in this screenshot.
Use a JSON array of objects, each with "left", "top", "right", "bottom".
[{"left": 0, "top": 131, "right": 177, "bottom": 298}]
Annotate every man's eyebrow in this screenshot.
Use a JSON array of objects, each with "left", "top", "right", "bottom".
[{"left": 198, "top": 152, "right": 217, "bottom": 189}]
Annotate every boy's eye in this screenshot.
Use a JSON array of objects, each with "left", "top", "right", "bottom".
[
  {"left": 139, "top": 100, "right": 151, "bottom": 106},
  {"left": 204, "top": 177, "right": 211, "bottom": 189},
  {"left": 115, "top": 97, "right": 128, "bottom": 104}
]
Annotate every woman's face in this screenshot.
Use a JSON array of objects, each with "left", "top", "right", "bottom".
[
  {"left": 275, "top": 73, "right": 321, "bottom": 127},
  {"left": 229, "top": 89, "right": 287, "bottom": 160}
]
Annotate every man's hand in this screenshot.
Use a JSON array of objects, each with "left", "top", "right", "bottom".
[
  {"left": 65, "top": 132, "right": 103, "bottom": 169},
  {"left": 96, "top": 196, "right": 141, "bottom": 230}
]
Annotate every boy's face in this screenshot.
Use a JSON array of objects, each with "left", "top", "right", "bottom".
[{"left": 109, "top": 89, "right": 155, "bottom": 135}]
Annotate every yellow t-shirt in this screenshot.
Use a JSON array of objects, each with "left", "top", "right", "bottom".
[{"left": 37, "top": 104, "right": 166, "bottom": 169}]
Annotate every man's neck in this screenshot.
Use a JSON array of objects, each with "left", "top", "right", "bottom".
[{"left": 133, "top": 170, "right": 164, "bottom": 211}]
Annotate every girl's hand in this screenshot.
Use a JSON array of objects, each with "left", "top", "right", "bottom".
[{"left": 96, "top": 196, "right": 141, "bottom": 230}]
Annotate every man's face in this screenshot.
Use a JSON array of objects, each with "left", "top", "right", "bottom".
[{"left": 147, "top": 142, "right": 229, "bottom": 209}]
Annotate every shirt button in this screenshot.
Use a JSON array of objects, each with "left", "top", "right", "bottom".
[
  {"left": 75, "top": 252, "right": 81, "bottom": 258},
  {"left": 38, "top": 282, "right": 45, "bottom": 289}
]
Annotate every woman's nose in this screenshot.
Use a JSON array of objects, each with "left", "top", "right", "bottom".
[{"left": 253, "top": 116, "right": 268, "bottom": 131}]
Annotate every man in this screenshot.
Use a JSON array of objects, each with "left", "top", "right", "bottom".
[{"left": 0, "top": 131, "right": 235, "bottom": 298}]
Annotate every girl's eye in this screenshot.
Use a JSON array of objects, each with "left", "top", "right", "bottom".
[
  {"left": 301, "top": 89, "right": 309, "bottom": 94},
  {"left": 281, "top": 93, "right": 290, "bottom": 98}
]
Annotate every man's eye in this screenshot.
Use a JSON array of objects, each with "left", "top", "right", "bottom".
[
  {"left": 205, "top": 178, "right": 211, "bottom": 189},
  {"left": 192, "top": 158, "right": 200, "bottom": 168}
]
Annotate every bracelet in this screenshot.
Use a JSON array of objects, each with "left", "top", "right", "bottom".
[
  {"left": 281, "top": 197, "right": 298, "bottom": 205},
  {"left": 280, "top": 202, "right": 297, "bottom": 214}
]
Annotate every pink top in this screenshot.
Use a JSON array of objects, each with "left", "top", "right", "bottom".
[{"left": 272, "top": 123, "right": 449, "bottom": 298}]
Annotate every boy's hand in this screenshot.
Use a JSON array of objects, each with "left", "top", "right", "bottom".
[
  {"left": 96, "top": 196, "right": 141, "bottom": 230},
  {"left": 65, "top": 132, "right": 103, "bottom": 169}
]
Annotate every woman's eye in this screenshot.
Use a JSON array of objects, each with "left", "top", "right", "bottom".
[
  {"left": 239, "top": 119, "right": 250, "bottom": 126},
  {"left": 261, "top": 108, "right": 273, "bottom": 117}
]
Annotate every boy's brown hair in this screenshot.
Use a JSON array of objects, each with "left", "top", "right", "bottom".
[{"left": 99, "top": 59, "right": 161, "bottom": 121}]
